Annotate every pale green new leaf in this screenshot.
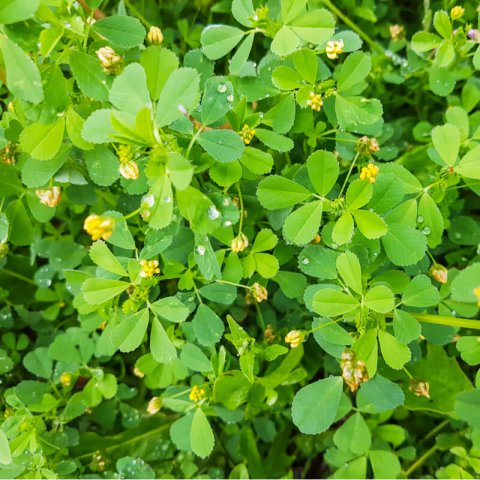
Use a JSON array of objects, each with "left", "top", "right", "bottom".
[
  {"left": 307, "top": 150, "right": 339, "bottom": 195},
  {"left": 378, "top": 330, "right": 411, "bottom": 370},
  {"left": 191, "top": 408, "right": 215, "bottom": 458},
  {"left": 82, "top": 278, "right": 129, "bottom": 305},
  {"left": 283, "top": 201, "right": 323, "bottom": 246},
  {"left": 89, "top": 241, "right": 127, "bottom": 276},
  {"left": 336, "top": 251, "right": 362, "bottom": 295},
  {"left": 313, "top": 288, "right": 359, "bottom": 317},
  {"left": 20, "top": 118, "right": 65, "bottom": 161}
]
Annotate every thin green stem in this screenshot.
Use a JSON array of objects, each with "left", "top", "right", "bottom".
[
  {"left": 236, "top": 183, "right": 245, "bottom": 233},
  {"left": 423, "top": 419, "right": 449, "bottom": 442},
  {"left": 1, "top": 269, "right": 36, "bottom": 285},
  {"left": 414, "top": 313, "right": 480, "bottom": 330},
  {"left": 122, "top": 208, "right": 141, "bottom": 221},
  {"left": 404, "top": 445, "right": 438, "bottom": 477},
  {"left": 339, "top": 151, "right": 359, "bottom": 197},
  {"left": 308, "top": 318, "right": 343, "bottom": 334},
  {"left": 185, "top": 126, "right": 204, "bottom": 159}
]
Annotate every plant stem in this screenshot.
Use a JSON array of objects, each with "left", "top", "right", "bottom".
[
  {"left": 423, "top": 419, "right": 449, "bottom": 442},
  {"left": 404, "top": 445, "right": 438, "bottom": 477},
  {"left": 414, "top": 313, "right": 480, "bottom": 330},
  {"left": 320, "top": 0, "right": 385, "bottom": 56},
  {"left": 1, "top": 269, "right": 36, "bottom": 285},
  {"left": 339, "top": 151, "right": 359, "bottom": 197},
  {"left": 236, "top": 183, "right": 244, "bottom": 233}
]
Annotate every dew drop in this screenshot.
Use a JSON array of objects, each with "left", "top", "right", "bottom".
[
  {"left": 207, "top": 206, "right": 220, "bottom": 220},
  {"left": 196, "top": 245, "right": 206, "bottom": 255},
  {"left": 224, "top": 220, "right": 232, "bottom": 227},
  {"left": 422, "top": 226, "right": 431, "bottom": 234},
  {"left": 302, "top": 258, "right": 310, "bottom": 265},
  {"left": 227, "top": 94, "right": 234, "bottom": 102},
  {"left": 217, "top": 84, "right": 227, "bottom": 93},
  {"left": 417, "top": 215, "right": 424, "bottom": 223},
  {"left": 163, "top": 196, "right": 172, "bottom": 203}
]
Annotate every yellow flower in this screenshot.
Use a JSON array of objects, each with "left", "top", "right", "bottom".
[
  {"left": 132, "top": 366, "right": 145, "bottom": 378},
  {"left": 36, "top": 186, "right": 62, "bottom": 207},
  {"left": 59, "top": 372, "right": 73, "bottom": 388},
  {"left": 360, "top": 163, "right": 380, "bottom": 183},
  {"left": 389, "top": 24, "right": 405, "bottom": 41},
  {"left": 231, "top": 232, "right": 249, "bottom": 252},
  {"left": 307, "top": 92, "right": 323, "bottom": 112},
  {"left": 147, "top": 396, "right": 162, "bottom": 414},
  {"left": 83, "top": 214, "right": 115, "bottom": 241},
  {"left": 429, "top": 264, "right": 448, "bottom": 284},
  {"left": 140, "top": 259, "right": 160, "bottom": 278},
  {"left": 311, "top": 234, "right": 321, "bottom": 244},
  {"left": 285, "top": 330, "right": 304, "bottom": 348},
  {"left": 251, "top": 282, "right": 268, "bottom": 303},
  {"left": 189, "top": 385, "right": 205, "bottom": 403},
  {"left": 450, "top": 5, "right": 465, "bottom": 20},
  {"left": 239, "top": 124, "right": 255, "bottom": 144},
  {"left": 147, "top": 26, "right": 164, "bottom": 45},
  {"left": 325, "top": 39, "right": 344, "bottom": 60},
  {"left": 474, "top": 287, "right": 480, "bottom": 307},
  {"left": 119, "top": 159, "right": 140, "bottom": 180},
  {"left": 96, "top": 46, "right": 122, "bottom": 74}
]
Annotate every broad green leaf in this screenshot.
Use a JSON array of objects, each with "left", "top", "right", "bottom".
[
  {"left": 231, "top": 0, "right": 255, "bottom": 27},
  {"left": 70, "top": 51, "right": 109, "bottom": 102},
  {"left": 150, "top": 316, "right": 177, "bottom": 363},
  {"left": 307, "top": 150, "right": 339, "bottom": 195},
  {"left": 312, "top": 288, "right": 359, "bottom": 317},
  {"left": 230, "top": 34, "right": 255, "bottom": 75},
  {"left": 368, "top": 173, "right": 404, "bottom": 214},
  {"left": 82, "top": 278, "right": 129, "bottom": 304},
  {"left": 191, "top": 408, "right": 215, "bottom": 458},
  {"left": 433, "top": 10, "right": 452, "bottom": 38},
  {"left": 271, "top": 26, "right": 301, "bottom": 57},
  {"left": 82, "top": 109, "right": 117, "bottom": 144},
  {"left": 369, "top": 450, "right": 402, "bottom": 479},
  {"left": 109, "top": 63, "right": 151, "bottom": 115},
  {"left": 111, "top": 310, "right": 149, "bottom": 352},
  {"left": 214, "top": 371, "right": 251, "bottom": 410},
  {"left": 0, "top": 164, "right": 23, "bottom": 197},
  {"left": 429, "top": 66, "right": 455, "bottom": 97},
  {"left": 281, "top": 0, "right": 307, "bottom": 23},
  {"left": 0, "top": 0, "right": 39, "bottom": 24},
  {"left": 148, "top": 175, "right": 173, "bottom": 230},
  {"left": 140, "top": 46, "right": 179, "bottom": 101},
  {"left": 357, "top": 375, "right": 405, "bottom": 413},
  {"left": 353, "top": 210, "right": 388, "bottom": 239},
  {"left": 257, "top": 175, "right": 311, "bottom": 209},
  {"left": 0, "top": 214, "right": 8, "bottom": 243},
  {"left": 346, "top": 179, "right": 373, "bottom": 211},
  {"left": 20, "top": 118, "right": 65, "bottom": 161},
  {"left": 201, "top": 25, "right": 244, "bottom": 60},
  {"left": 333, "top": 413, "right": 371, "bottom": 456},
  {"left": 104, "top": 211, "right": 136, "bottom": 251},
  {"left": 283, "top": 201, "right": 323, "bottom": 245},
  {"left": 393, "top": 310, "right": 421, "bottom": 345},
  {"left": 89, "top": 241, "right": 127, "bottom": 276},
  {"left": 0, "top": 36, "right": 43, "bottom": 103},
  {"left": 336, "top": 251, "right": 362, "bottom": 295},
  {"left": 181, "top": 344, "right": 212, "bottom": 372},
  {"left": 150, "top": 297, "right": 190, "bottom": 323},
  {"left": 266, "top": 93, "right": 296, "bottom": 134},
  {"left": 66, "top": 109, "right": 94, "bottom": 150},
  {"left": 293, "top": 48, "right": 318, "bottom": 84},
  {"left": 335, "top": 95, "right": 383, "bottom": 131},
  {"left": 5, "top": 199, "right": 34, "bottom": 246},
  {"left": 201, "top": 76, "right": 234, "bottom": 125},
  {"left": 84, "top": 145, "right": 119, "bottom": 187},
  {"left": 155, "top": 68, "right": 200, "bottom": 127},
  {"left": 378, "top": 330, "right": 411, "bottom": 370},
  {"left": 291, "top": 377, "right": 343, "bottom": 434},
  {"left": 168, "top": 152, "right": 194, "bottom": 190},
  {"left": 450, "top": 263, "right": 480, "bottom": 304},
  {"left": 92, "top": 15, "right": 146, "bottom": 48},
  {"left": 454, "top": 390, "right": 480, "bottom": 429},
  {"left": 254, "top": 128, "right": 294, "bottom": 152},
  {"left": 198, "top": 130, "right": 245, "bottom": 163},
  {"left": 365, "top": 285, "right": 394, "bottom": 313},
  {"left": 402, "top": 275, "right": 439, "bottom": 307},
  {"left": 456, "top": 337, "right": 480, "bottom": 366},
  {"left": 210, "top": 161, "right": 242, "bottom": 186},
  {"left": 312, "top": 317, "right": 353, "bottom": 349},
  {"left": 382, "top": 223, "right": 427, "bottom": 266},
  {"left": 332, "top": 212, "right": 354, "bottom": 245},
  {"left": 0, "top": 430, "right": 12, "bottom": 465},
  {"left": 337, "top": 52, "right": 372, "bottom": 93},
  {"left": 23, "top": 347, "right": 52, "bottom": 379},
  {"left": 254, "top": 252, "right": 279, "bottom": 279},
  {"left": 239, "top": 147, "right": 273, "bottom": 175},
  {"left": 418, "top": 193, "right": 444, "bottom": 247},
  {"left": 432, "top": 124, "right": 460, "bottom": 167},
  {"left": 193, "top": 304, "right": 225, "bottom": 346},
  {"left": 455, "top": 145, "right": 480, "bottom": 180},
  {"left": 290, "top": 9, "right": 335, "bottom": 45},
  {"left": 274, "top": 271, "right": 307, "bottom": 299},
  {"left": 298, "top": 246, "right": 338, "bottom": 280},
  {"left": 251, "top": 229, "right": 278, "bottom": 252},
  {"left": 411, "top": 31, "right": 442, "bottom": 52}
]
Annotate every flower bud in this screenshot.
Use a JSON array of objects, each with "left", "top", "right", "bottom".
[
  {"left": 450, "top": 6, "right": 465, "bottom": 20},
  {"left": 429, "top": 264, "right": 448, "bottom": 284},
  {"left": 119, "top": 159, "right": 139, "bottom": 180},
  {"left": 60, "top": 372, "right": 73, "bottom": 388},
  {"left": 147, "top": 26, "right": 164, "bottom": 45},
  {"left": 285, "top": 330, "right": 305, "bottom": 348},
  {"left": 36, "top": 186, "right": 62, "bottom": 207},
  {"left": 251, "top": 282, "right": 268, "bottom": 303},
  {"left": 409, "top": 380, "right": 430, "bottom": 399},
  {"left": 340, "top": 349, "right": 369, "bottom": 392},
  {"left": 83, "top": 214, "right": 115, "bottom": 241},
  {"left": 147, "top": 396, "right": 162, "bottom": 414},
  {"left": 239, "top": 124, "right": 255, "bottom": 144},
  {"left": 231, "top": 232, "right": 249, "bottom": 252},
  {"left": 468, "top": 29, "right": 480, "bottom": 41},
  {"left": 96, "top": 46, "right": 122, "bottom": 74},
  {"left": 1, "top": 143, "right": 16, "bottom": 165},
  {"left": 389, "top": 24, "right": 405, "bottom": 41}
]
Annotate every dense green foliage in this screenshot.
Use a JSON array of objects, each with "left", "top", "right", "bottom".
[{"left": 1, "top": 0, "right": 480, "bottom": 478}]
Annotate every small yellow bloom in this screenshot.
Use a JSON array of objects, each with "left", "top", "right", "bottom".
[
  {"left": 189, "top": 385, "right": 205, "bottom": 403},
  {"left": 147, "top": 396, "right": 162, "bottom": 414},
  {"left": 307, "top": 92, "right": 323, "bottom": 112},
  {"left": 360, "top": 163, "right": 380, "bottom": 183},
  {"left": 474, "top": 287, "right": 480, "bottom": 307},
  {"left": 96, "top": 46, "right": 122, "bottom": 74},
  {"left": 36, "top": 186, "right": 62, "bottom": 208},
  {"left": 251, "top": 282, "right": 268, "bottom": 303},
  {"left": 409, "top": 380, "right": 430, "bottom": 399},
  {"left": 83, "top": 214, "right": 115, "bottom": 241},
  {"left": 389, "top": 24, "right": 405, "bottom": 41},
  {"left": 239, "top": 124, "right": 255, "bottom": 145},
  {"left": 285, "top": 330, "right": 304, "bottom": 348},
  {"left": 119, "top": 160, "right": 140, "bottom": 180},
  {"left": 133, "top": 366, "right": 145, "bottom": 378},
  {"left": 450, "top": 5, "right": 465, "bottom": 20},
  {"left": 147, "top": 26, "right": 164, "bottom": 45},
  {"left": 311, "top": 234, "right": 321, "bottom": 244},
  {"left": 140, "top": 259, "right": 160, "bottom": 278},
  {"left": 325, "top": 39, "right": 344, "bottom": 60},
  {"left": 59, "top": 372, "right": 73, "bottom": 388},
  {"left": 429, "top": 264, "right": 448, "bottom": 284},
  {"left": 231, "top": 232, "right": 249, "bottom": 253}
]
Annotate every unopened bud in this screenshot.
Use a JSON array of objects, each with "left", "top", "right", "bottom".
[
  {"left": 429, "top": 264, "right": 448, "bottom": 284},
  {"left": 231, "top": 232, "right": 249, "bottom": 252},
  {"left": 147, "top": 26, "right": 164, "bottom": 45},
  {"left": 119, "top": 160, "right": 139, "bottom": 180},
  {"left": 285, "top": 330, "right": 305, "bottom": 348},
  {"left": 36, "top": 186, "right": 62, "bottom": 207},
  {"left": 251, "top": 282, "right": 268, "bottom": 303},
  {"left": 147, "top": 396, "right": 162, "bottom": 414},
  {"left": 96, "top": 46, "right": 122, "bottom": 74},
  {"left": 409, "top": 380, "right": 430, "bottom": 399}
]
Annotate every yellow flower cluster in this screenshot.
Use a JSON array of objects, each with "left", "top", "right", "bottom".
[
  {"left": 284, "top": 330, "right": 304, "bottom": 348},
  {"left": 140, "top": 259, "right": 160, "bottom": 278},
  {"left": 325, "top": 39, "right": 344, "bottom": 60},
  {"left": 36, "top": 186, "right": 62, "bottom": 207},
  {"left": 83, "top": 214, "right": 115, "bottom": 241},
  {"left": 340, "top": 349, "right": 369, "bottom": 392},
  {"left": 251, "top": 282, "right": 268, "bottom": 303},
  {"left": 189, "top": 385, "right": 205, "bottom": 403},
  {"left": 60, "top": 372, "right": 73, "bottom": 388},
  {"left": 307, "top": 92, "right": 323, "bottom": 112},
  {"left": 450, "top": 5, "right": 465, "bottom": 20},
  {"left": 360, "top": 163, "right": 380, "bottom": 183},
  {"left": 240, "top": 124, "right": 255, "bottom": 145}
]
